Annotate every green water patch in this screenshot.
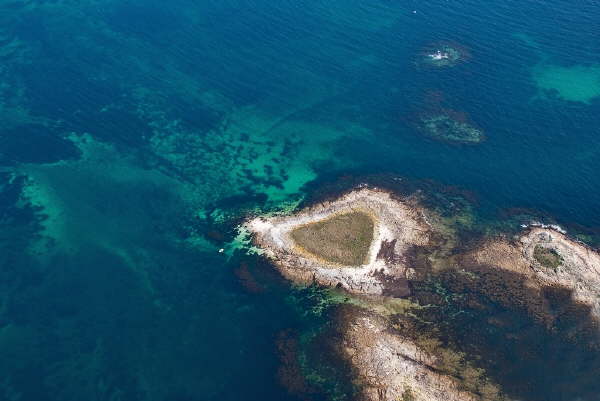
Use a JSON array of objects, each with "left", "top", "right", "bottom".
[
  {"left": 0, "top": 57, "right": 48, "bottom": 131},
  {"left": 512, "top": 32, "right": 542, "bottom": 50},
  {"left": 144, "top": 93, "right": 371, "bottom": 209},
  {"left": 532, "top": 63, "right": 600, "bottom": 104},
  {"left": 2, "top": 0, "right": 380, "bottom": 213},
  {"left": 18, "top": 134, "right": 215, "bottom": 276},
  {"left": 2, "top": 132, "right": 305, "bottom": 401},
  {"left": 0, "top": 171, "right": 169, "bottom": 400}
]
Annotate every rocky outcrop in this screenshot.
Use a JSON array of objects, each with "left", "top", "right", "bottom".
[
  {"left": 460, "top": 227, "right": 600, "bottom": 342},
  {"left": 339, "top": 308, "right": 485, "bottom": 401}
]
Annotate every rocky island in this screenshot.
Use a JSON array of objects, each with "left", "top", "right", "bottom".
[
  {"left": 245, "top": 186, "right": 600, "bottom": 401},
  {"left": 248, "top": 188, "right": 430, "bottom": 296}
]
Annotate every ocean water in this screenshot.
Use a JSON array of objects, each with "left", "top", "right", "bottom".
[{"left": 1, "top": 1, "right": 600, "bottom": 400}]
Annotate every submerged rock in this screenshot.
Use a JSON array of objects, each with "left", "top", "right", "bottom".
[
  {"left": 417, "top": 112, "right": 484, "bottom": 144},
  {"left": 407, "top": 91, "right": 484, "bottom": 145},
  {"left": 417, "top": 42, "right": 471, "bottom": 69}
]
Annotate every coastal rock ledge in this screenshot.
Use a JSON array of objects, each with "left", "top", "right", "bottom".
[
  {"left": 246, "top": 188, "right": 430, "bottom": 296},
  {"left": 246, "top": 187, "right": 600, "bottom": 401},
  {"left": 342, "top": 310, "right": 482, "bottom": 401},
  {"left": 463, "top": 227, "right": 600, "bottom": 333}
]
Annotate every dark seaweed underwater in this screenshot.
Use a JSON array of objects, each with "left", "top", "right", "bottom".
[{"left": 1, "top": 1, "right": 600, "bottom": 400}]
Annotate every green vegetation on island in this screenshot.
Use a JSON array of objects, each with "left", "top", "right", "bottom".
[
  {"left": 290, "top": 211, "right": 375, "bottom": 266},
  {"left": 533, "top": 245, "right": 563, "bottom": 269}
]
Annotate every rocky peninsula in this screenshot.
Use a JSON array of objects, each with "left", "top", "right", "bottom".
[{"left": 245, "top": 186, "right": 600, "bottom": 401}]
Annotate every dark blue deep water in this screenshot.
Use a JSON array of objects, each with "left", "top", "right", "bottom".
[{"left": 1, "top": 1, "right": 600, "bottom": 400}]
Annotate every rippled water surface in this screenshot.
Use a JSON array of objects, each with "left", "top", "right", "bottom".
[{"left": 1, "top": 1, "right": 599, "bottom": 400}]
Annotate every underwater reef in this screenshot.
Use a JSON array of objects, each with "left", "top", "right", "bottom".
[
  {"left": 407, "top": 91, "right": 485, "bottom": 144},
  {"left": 417, "top": 112, "right": 484, "bottom": 144}
]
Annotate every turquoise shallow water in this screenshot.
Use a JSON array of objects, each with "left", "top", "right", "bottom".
[{"left": 1, "top": 1, "right": 600, "bottom": 400}]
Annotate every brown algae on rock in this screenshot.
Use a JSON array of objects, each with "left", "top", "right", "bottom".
[
  {"left": 329, "top": 305, "right": 504, "bottom": 401},
  {"left": 461, "top": 227, "right": 600, "bottom": 334}
]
